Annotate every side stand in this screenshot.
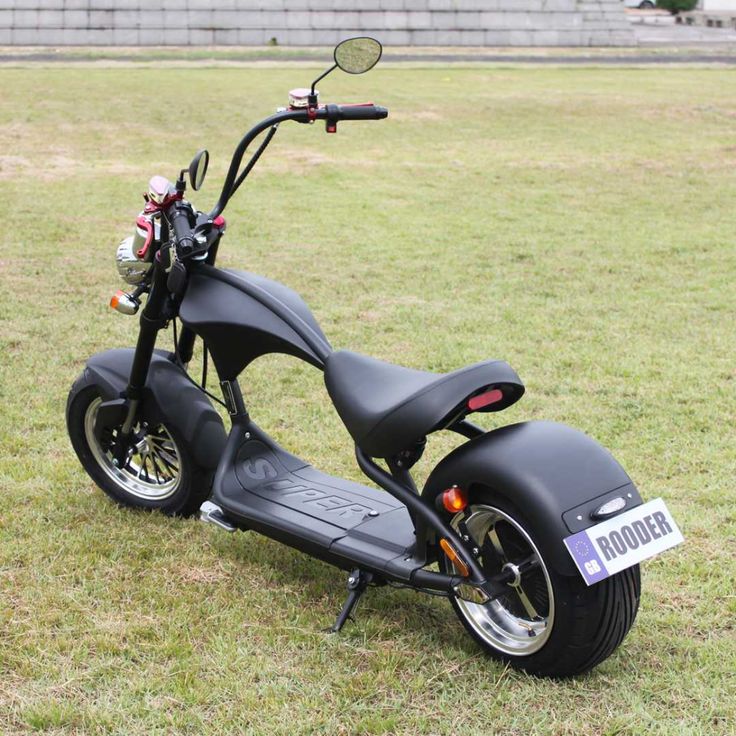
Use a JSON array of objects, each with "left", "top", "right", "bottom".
[{"left": 330, "top": 568, "right": 372, "bottom": 633}]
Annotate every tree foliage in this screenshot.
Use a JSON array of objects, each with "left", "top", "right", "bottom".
[{"left": 656, "top": 0, "right": 698, "bottom": 13}]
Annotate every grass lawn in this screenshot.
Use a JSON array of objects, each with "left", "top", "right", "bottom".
[{"left": 0, "top": 61, "right": 734, "bottom": 734}]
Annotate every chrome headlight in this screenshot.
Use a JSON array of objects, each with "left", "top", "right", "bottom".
[{"left": 116, "top": 236, "right": 151, "bottom": 285}]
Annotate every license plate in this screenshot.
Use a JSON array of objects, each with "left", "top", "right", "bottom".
[{"left": 564, "top": 498, "right": 684, "bottom": 586}]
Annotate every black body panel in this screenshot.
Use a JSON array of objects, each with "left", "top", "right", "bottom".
[
  {"left": 179, "top": 267, "right": 332, "bottom": 379},
  {"left": 83, "top": 348, "right": 227, "bottom": 469},
  {"left": 233, "top": 441, "right": 401, "bottom": 529},
  {"left": 325, "top": 350, "right": 524, "bottom": 458},
  {"left": 422, "top": 421, "right": 643, "bottom": 576},
  {"left": 213, "top": 433, "right": 421, "bottom": 580}
]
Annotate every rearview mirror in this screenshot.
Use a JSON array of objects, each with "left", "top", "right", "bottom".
[
  {"left": 333, "top": 37, "right": 382, "bottom": 75},
  {"left": 188, "top": 149, "right": 209, "bottom": 191}
]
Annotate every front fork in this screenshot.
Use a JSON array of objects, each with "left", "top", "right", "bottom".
[
  {"left": 113, "top": 215, "right": 221, "bottom": 462},
  {"left": 112, "top": 249, "right": 196, "bottom": 462}
]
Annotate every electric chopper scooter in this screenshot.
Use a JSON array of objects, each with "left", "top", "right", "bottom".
[{"left": 66, "top": 37, "right": 684, "bottom": 678}]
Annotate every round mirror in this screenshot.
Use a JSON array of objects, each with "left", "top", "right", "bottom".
[
  {"left": 334, "top": 37, "right": 382, "bottom": 75},
  {"left": 188, "top": 149, "right": 209, "bottom": 191}
]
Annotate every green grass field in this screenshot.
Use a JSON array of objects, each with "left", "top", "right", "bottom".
[{"left": 1, "top": 61, "right": 735, "bottom": 734}]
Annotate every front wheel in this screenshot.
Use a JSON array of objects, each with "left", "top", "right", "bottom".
[
  {"left": 440, "top": 495, "right": 640, "bottom": 678},
  {"left": 66, "top": 376, "right": 214, "bottom": 517}
]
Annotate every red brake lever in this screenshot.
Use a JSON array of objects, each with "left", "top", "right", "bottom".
[{"left": 135, "top": 216, "right": 154, "bottom": 260}]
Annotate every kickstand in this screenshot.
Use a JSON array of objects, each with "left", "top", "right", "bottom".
[{"left": 329, "top": 569, "right": 372, "bottom": 633}]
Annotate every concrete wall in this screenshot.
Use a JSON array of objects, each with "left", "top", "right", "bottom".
[
  {"left": 0, "top": 1, "right": 635, "bottom": 47},
  {"left": 700, "top": 1, "right": 736, "bottom": 10}
]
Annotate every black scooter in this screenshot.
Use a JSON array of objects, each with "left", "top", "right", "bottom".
[{"left": 67, "top": 37, "right": 683, "bottom": 678}]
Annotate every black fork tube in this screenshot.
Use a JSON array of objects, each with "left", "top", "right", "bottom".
[
  {"left": 116, "top": 253, "right": 171, "bottom": 442},
  {"left": 177, "top": 326, "right": 196, "bottom": 365},
  {"left": 127, "top": 256, "right": 170, "bottom": 396}
]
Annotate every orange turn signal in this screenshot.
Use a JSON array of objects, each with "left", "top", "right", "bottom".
[
  {"left": 110, "top": 290, "right": 123, "bottom": 310},
  {"left": 440, "top": 539, "right": 470, "bottom": 577},
  {"left": 441, "top": 485, "right": 468, "bottom": 514}
]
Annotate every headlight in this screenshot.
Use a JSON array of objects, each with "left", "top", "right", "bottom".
[{"left": 116, "top": 236, "right": 151, "bottom": 285}]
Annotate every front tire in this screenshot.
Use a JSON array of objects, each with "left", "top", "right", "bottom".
[
  {"left": 66, "top": 376, "right": 214, "bottom": 517},
  {"left": 440, "top": 494, "right": 640, "bottom": 678}
]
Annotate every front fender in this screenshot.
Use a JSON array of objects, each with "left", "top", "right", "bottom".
[
  {"left": 423, "top": 421, "right": 643, "bottom": 576},
  {"left": 83, "top": 348, "right": 227, "bottom": 470}
]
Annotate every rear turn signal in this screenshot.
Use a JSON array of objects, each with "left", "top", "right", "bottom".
[
  {"left": 440, "top": 539, "right": 470, "bottom": 577},
  {"left": 441, "top": 485, "right": 468, "bottom": 514}
]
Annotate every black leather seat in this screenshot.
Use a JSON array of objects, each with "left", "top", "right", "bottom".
[{"left": 324, "top": 351, "right": 524, "bottom": 459}]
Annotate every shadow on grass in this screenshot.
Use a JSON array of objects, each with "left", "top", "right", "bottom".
[{"left": 205, "top": 518, "right": 476, "bottom": 649}]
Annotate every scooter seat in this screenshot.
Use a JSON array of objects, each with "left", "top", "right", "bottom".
[{"left": 324, "top": 350, "right": 524, "bottom": 459}]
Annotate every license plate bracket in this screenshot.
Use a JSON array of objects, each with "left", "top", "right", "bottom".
[{"left": 564, "top": 498, "right": 684, "bottom": 585}]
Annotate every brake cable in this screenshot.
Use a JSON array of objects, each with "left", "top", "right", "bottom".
[
  {"left": 169, "top": 126, "right": 279, "bottom": 407},
  {"left": 172, "top": 318, "right": 228, "bottom": 410},
  {"left": 201, "top": 341, "right": 208, "bottom": 391},
  {"left": 229, "top": 124, "right": 279, "bottom": 200}
]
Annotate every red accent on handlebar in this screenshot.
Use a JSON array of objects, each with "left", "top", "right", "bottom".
[
  {"left": 143, "top": 191, "right": 181, "bottom": 215},
  {"left": 135, "top": 216, "right": 154, "bottom": 259}
]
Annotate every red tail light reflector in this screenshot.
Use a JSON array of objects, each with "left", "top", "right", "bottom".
[{"left": 467, "top": 388, "right": 503, "bottom": 412}]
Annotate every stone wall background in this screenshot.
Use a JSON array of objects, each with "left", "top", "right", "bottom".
[{"left": 0, "top": 1, "right": 635, "bottom": 47}]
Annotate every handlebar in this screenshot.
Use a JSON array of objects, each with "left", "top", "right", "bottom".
[
  {"left": 155, "top": 102, "right": 388, "bottom": 283},
  {"left": 209, "top": 103, "right": 389, "bottom": 219}
]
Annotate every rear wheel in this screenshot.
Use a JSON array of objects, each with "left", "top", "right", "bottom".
[
  {"left": 440, "top": 495, "right": 640, "bottom": 677},
  {"left": 67, "top": 377, "right": 214, "bottom": 516}
]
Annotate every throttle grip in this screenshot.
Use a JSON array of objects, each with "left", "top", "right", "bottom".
[
  {"left": 167, "top": 202, "right": 195, "bottom": 257},
  {"left": 324, "top": 103, "right": 389, "bottom": 121}
]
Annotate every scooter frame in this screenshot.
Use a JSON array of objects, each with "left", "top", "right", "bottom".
[{"left": 83, "top": 103, "right": 644, "bottom": 626}]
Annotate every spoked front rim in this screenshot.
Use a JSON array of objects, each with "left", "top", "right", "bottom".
[
  {"left": 84, "top": 397, "right": 182, "bottom": 501},
  {"left": 448, "top": 504, "right": 555, "bottom": 656}
]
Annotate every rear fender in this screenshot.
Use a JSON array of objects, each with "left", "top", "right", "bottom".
[
  {"left": 423, "top": 421, "right": 643, "bottom": 576},
  {"left": 83, "top": 348, "right": 227, "bottom": 470}
]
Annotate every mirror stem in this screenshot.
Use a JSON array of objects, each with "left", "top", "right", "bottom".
[
  {"left": 310, "top": 63, "right": 337, "bottom": 104},
  {"left": 176, "top": 168, "right": 187, "bottom": 195}
]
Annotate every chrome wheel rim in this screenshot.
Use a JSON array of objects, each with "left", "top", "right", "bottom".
[
  {"left": 448, "top": 504, "right": 555, "bottom": 656},
  {"left": 84, "top": 397, "right": 182, "bottom": 501}
]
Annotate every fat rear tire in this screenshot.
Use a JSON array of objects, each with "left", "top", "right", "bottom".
[
  {"left": 440, "top": 493, "right": 640, "bottom": 678},
  {"left": 66, "top": 375, "right": 214, "bottom": 517}
]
